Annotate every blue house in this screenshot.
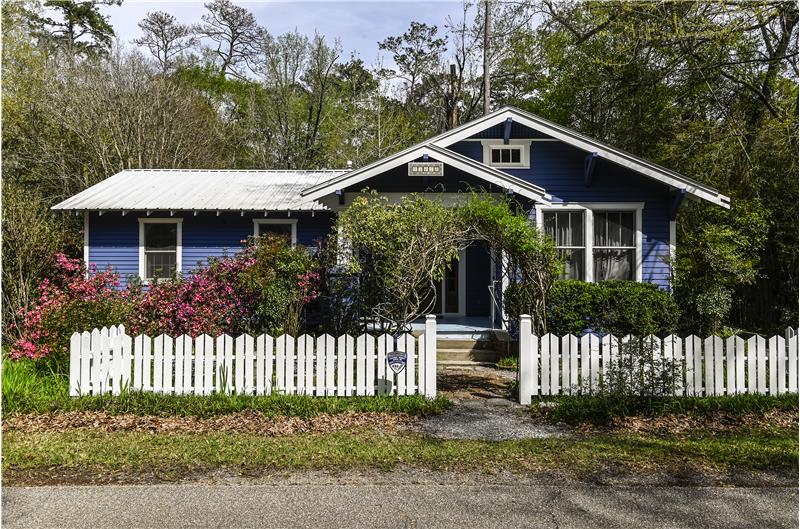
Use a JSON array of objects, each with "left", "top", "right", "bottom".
[{"left": 53, "top": 106, "right": 729, "bottom": 329}]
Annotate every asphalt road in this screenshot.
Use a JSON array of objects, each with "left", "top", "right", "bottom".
[{"left": 3, "top": 483, "right": 797, "bottom": 529}]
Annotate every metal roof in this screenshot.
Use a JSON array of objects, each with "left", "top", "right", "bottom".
[{"left": 51, "top": 169, "right": 348, "bottom": 212}]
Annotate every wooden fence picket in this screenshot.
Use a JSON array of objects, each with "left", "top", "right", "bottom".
[
  {"left": 377, "top": 334, "right": 389, "bottom": 396},
  {"left": 789, "top": 335, "right": 798, "bottom": 394},
  {"left": 540, "top": 333, "right": 552, "bottom": 396},
  {"left": 296, "top": 334, "right": 306, "bottom": 396},
  {"left": 756, "top": 335, "right": 767, "bottom": 394}
]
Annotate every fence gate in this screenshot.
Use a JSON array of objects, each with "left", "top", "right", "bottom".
[
  {"left": 69, "top": 316, "right": 438, "bottom": 398},
  {"left": 517, "top": 314, "right": 799, "bottom": 404}
]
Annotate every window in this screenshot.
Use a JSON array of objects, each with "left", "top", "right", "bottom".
[
  {"left": 139, "top": 219, "right": 181, "bottom": 282},
  {"left": 593, "top": 211, "right": 635, "bottom": 281},
  {"left": 481, "top": 140, "right": 531, "bottom": 168},
  {"left": 538, "top": 205, "right": 642, "bottom": 282},
  {"left": 543, "top": 211, "right": 585, "bottom": 280},
  {"left": 491, "top": 147, "right": 522, "bottom": 165},
  {"left": 253, "top": 219, "right": 297, "bottom": 245}
]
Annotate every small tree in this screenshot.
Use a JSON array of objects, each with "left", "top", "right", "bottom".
[
  {"left": 334, "top": 192, "right": 560, "bottom": 334},
  {"left": 460, "top": 194, "right": 561, "bottom": 334},
  {"left": 335, "top": 192, "right": 468, "bottom": 333}
]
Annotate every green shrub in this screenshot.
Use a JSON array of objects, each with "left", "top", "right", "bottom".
[
  {"left": 540, "top": 393, "right": 798, "bottom": 426},
  {"left": 545, "top": 280, "right": 679, "bottom": 336}
]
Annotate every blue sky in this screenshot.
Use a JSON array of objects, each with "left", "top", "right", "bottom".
[{"left": 103, "top": 1, "right": 469, "bottom": 67}]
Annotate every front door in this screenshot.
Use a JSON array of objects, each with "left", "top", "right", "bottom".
[{"left": 435, "top": 251, "right": 465, "bottom": 315}]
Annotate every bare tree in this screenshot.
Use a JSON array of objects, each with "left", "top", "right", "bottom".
[
  {"left": 195, "top": 0, "right": 264, "bottom": 79},
  {"left": 135, "top": 11, "right": 196, "bottom": 74}
]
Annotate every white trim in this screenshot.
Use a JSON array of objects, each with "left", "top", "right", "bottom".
[
  {"left": 300, "top": 143, "right": 550, "bottom": 203},
  {"left": 535, "top": 202, "right": 644, "bottom": 282},
  {"left": 459, "top": 138, "right": 559, "bottom": 142},
  {"left": 83, "top": 211, "right": 89, "bottom": 266},
  {"left": 480, "top": 139, "right": 532, "bottom": 169},
  {"left": 138, "top": 217, "right": 183, "bottom": 282},
  {"left": 669, "top": 220, "right": 677, "bottom": 289},
  {"left": 253, "top": 218, "right": 298, "bottom": 245}
]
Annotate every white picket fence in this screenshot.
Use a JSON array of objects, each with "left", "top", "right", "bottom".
[
  {"left": 68, "top": 316, "right": 437, "bottom": 398},
  {"left": 518, "top": 315, "right": 799, "bottom": 404}
]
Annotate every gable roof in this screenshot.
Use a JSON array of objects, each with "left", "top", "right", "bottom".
[
  {"left": 51, "top": 169, "right": 346, "bottom": 212},
  {"left": 300, "top": 143, "right": 551, "bottom": 203},
  {"left": 303, "top": 106, "right": 730, "bottom": 209}
]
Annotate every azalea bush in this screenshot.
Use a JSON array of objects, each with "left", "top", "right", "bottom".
[
  {"left": 8, "top": 254, "right": 134, "bottom": 361},
  {"left": 9, "top": 235, "right": 321, "bottom": 364},
  {"left": 129, "top": 234, "right": 320, "bottom": 336}
]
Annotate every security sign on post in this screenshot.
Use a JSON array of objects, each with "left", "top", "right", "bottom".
[{"left": 387, "top": 350, "right": 407, "bottom": 374}]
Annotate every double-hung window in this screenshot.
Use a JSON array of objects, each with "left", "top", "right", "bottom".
[
  {"left": 593, "top": 211, "right": 635, "bottom": 281},
  {"left": 139, "top": 219, "right": 182, "bottom": 282},
  {"left": 540, "top": 205, "right": 641, "bottom": 282},
  {"left": 543, "top": 211, "right": 585, "bottom": 280}
]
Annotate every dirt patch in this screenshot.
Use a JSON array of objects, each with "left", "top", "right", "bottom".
[
  {"left": 576, "top": 408, "right": 799, "bottom": 435},
  {"left": 3, "top": 410, "right": 413, "bottom": 436}
]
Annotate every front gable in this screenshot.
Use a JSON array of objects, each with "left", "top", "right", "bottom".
[{"left": 301, "top": 143, "right": 551, "bottom": 206}]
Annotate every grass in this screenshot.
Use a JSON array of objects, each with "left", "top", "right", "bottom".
[
  {"left": 497, "top": 356, "right": 518, "bottom": 369},
  {"left": 536, "top": 393, "right": 799, "bottom": 426},
  {"left": 2, "top": 357, "right": 451, "bottom": 418},
  {"left": 4, "top": 427, "right": 796, "bottom": 480}
]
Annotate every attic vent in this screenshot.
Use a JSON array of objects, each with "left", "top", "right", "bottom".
[{"left": 408, "top": 162, "right": 444, "bottom": 177}]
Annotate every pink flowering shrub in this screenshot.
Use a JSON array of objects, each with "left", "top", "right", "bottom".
[
  {"left": 128, "top": 249, "right": 258, "bottom": 337},
  {"left": 10, "top": 236, "right": 321, "bottom": 362},
  {"left": 9, "top": 254, "right": 134, "bottom": 360}
]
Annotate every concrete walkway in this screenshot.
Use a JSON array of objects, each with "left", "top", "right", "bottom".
[{"left": 3, "top": 483, "right": 796, "bottom": 529}]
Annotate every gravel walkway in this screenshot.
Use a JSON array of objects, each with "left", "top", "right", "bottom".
[{"left": 412, "top": 366, "right": 568, "bottom": 441}]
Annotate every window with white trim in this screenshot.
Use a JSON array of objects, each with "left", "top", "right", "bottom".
[
  {"left": 253, "top": 219, "right": 297, "bottom": 245},
  {"left": 490, "top": 146, "right": 522, "bottom": 166},
  {"left": 481, "top": 140, "right": 531, "bottom": 168},
  {"left": 139, "top": 219, "right": 181, "bottom": 281},
  {"left": 543, "top": 210, "right": 585, "bottom": 280},
  {"left": 540, "top": 205, "right": 642, "bottom": 282},
  {"left": 593, "top": 211, "right": 635, "bottom": 281}
]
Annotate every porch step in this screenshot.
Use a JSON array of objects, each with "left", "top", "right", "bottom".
[
  {"left": 436, "top": 339, "right": 493, "bottom": 350},
  {"left": 437, "top": 348, "right": 499, "bottom": 363}
]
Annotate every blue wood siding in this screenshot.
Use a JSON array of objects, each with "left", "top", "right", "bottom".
[
  {"left": 88, "top": 211, "right": 334, "bottom": 288},
  {"left": 448, "top": 139, "right": 672, "bottom": 288}
]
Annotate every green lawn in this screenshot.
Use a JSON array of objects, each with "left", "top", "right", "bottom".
[{"left": 4, "top": 427, "right": 796, "bottom": 480}]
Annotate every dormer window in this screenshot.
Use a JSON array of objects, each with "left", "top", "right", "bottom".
[
  {"left": 491, "top": 147, "right": 521, "bottom": 165},
  {"left": 481, "top": 139, "right": 532, "bottom": 169}
]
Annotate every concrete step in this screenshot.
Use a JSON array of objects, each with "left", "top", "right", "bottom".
[
  {"left": 436, "top": 339, "right": 493, "bottom": 350},
  {"left": 437, "top": 348, "right": 499, "bottom": 363}
]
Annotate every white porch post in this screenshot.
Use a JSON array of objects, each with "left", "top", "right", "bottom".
[{"left": 424, "top": 315, "right": 437, "bottom": 399}]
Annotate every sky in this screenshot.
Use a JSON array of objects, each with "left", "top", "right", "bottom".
[{"left": 102, "top": 0, "right": 470, "bottom": 68}]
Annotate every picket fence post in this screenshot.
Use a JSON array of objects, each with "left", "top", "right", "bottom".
[
  {"left": 424, "top": 315, "right": 437, "bottom": 400},
  {"left": 518, "top": 314, "right": 533, "bottom": 405}
]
